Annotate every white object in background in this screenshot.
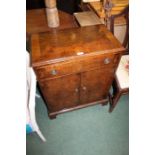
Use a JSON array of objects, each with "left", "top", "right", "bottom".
[
  {"left": 26, "top": 51, "right": 46, "bottom": 142},
  {"left": 116, "top": 55, "right": 129, "bottom": 89}
]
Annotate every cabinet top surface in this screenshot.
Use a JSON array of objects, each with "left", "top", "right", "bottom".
[{"left": 31, "top": 25, "right": 125, "bottom": 67}]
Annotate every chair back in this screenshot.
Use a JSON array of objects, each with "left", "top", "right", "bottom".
[{"left": 109, "top": 6, "right": 129, "bottom": 52}]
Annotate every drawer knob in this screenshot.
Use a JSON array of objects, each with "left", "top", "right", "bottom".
[
  {"left": 82, "top": 86, "right": 87, "bottom": 91},
  {"left": 104, "top": 58, "right": 111, "bottom": 64},
  {"left": 51, "top": 69, "right": 57, "bottom": 75},
  {"left": 75, "top": 88, "right": 79, "bottom": 93}
]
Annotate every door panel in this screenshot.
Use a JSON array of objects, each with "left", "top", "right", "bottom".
[
  {"left": 39, "top": 74, "right": 80, "bottom": 112},
  {"left": 80, "top": 67, "right": 115, "bottom": 104}
]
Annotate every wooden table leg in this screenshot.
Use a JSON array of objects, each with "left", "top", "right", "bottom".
[{"left": 45, "top": 0, "right": 59, "bottom": 28}]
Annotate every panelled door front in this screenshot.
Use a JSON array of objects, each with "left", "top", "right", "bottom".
[
  {"left": 80, "top": 68, "right": 115, "bottom": 104},
  {"left": 39, "top": 74, "right": 80, "bottom": 112}
]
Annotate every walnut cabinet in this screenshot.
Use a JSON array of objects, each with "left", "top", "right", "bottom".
[{"left": 31, "top": 25, "right": 125, "bottom": 119}]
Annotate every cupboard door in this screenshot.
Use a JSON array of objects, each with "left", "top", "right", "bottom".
[
  {"left": 80, "top": 68, "right": 115, "bottom": 104},
  {"left": 39, "top": 74, "right": 80, "bottom": 112}
]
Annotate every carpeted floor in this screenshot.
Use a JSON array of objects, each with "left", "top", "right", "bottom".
[{"left": 26, "top": 91, "right": 129, "bottom": 155}]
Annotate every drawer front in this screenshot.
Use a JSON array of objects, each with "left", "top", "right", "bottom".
[{"left": 35, "top": 54, "right": 120, "bottom": 80}]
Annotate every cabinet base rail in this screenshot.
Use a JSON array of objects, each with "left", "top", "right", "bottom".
[{"left": 48, "top": 98, "right": 109, "bottom": 119}]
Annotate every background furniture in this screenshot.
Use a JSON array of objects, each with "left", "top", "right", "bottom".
[
  {"left": 26, "top": 8, "right": 78, "bottom": 41},
  {"left": 26, "top": 52, "right": 46, "bottom": 141},
  {"left": 74, "top": 11, "right": 102, "bottom": 27},
  {"left": 88, "top": 0, "right": 128, "bottom": 20},
  {"left": 30, "top": 25, "right": 125, "bottom": 119},
  {"left": 109, "top": 5, "right": 129, "bottom": 50},
  {"left": 75, "top": 0, "right": 128, "bottom": 44},
  {"left": 109, "top": 6, "right": 129, "bottom": 112}
]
